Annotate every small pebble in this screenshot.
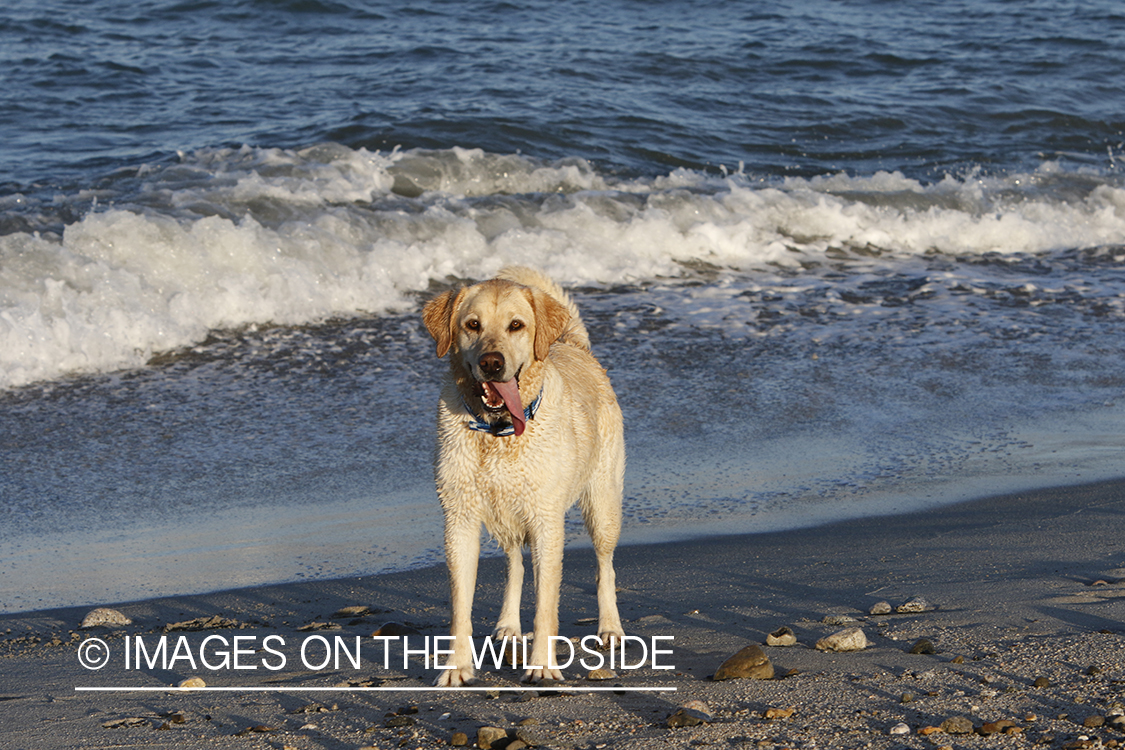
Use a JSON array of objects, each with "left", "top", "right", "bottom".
[
  {"left": 821, "top": 614, "right": 859, "bottom": 626},
  {"left": 896, "top": 597, "right": 935, "bottom": 613},
  {"left": 889, "top": 723, "right": 910, "bottom": 735},
  {"left": 331, "top": 605, "right": 371, "bottom": 619},
  {"left": 586, "top": 668, "right": 617, "bottom": 681},
  {"left": 869, "top": 601, "right": 892, "bottom": 615},
  {"left": 764, "top": 707, "right": 794, "bottom": 720},
  {"left": 979, "top": 720, "right": 1017, "bottom": 735},
  {"left": 450, "top": 731, "right": 468, "bottom": 747},
  {"left": 909, "top": 638, "right": 936, "bottom": 655},
  {"left": 102, "top": 717, "right": 148, "bottom": 728},
  {"left": 177, "top": 677, "right": 206, "bottom": 689},
  {"left": 165, "top": 615, "right": 236, "bottom": 632},
  {"left": 1033, "top": 676, "right": 1051, "bottom": 688},
  {"left": 941, "top": 716, "right": 974, "bottom": 735},
  {"left": 900, "top": 692, "right": 914, "bottom": 704},
  {"left": 234, "top": 725, "right": 277, "bottom": 736},
  {"left": 667, "top": 707, "right": 710, "bottom": 728},
  {"left": 682, "top": 700, "right": 711, "bottom": 715},
  {"left": 371, "top": 621, "right": 422, "bottom": 638}
]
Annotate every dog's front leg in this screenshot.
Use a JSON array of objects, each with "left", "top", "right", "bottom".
[
  {"left": 494, "top": 544, "right": 524, "bottom": 641},
  {"left": 436, "top": 517, "right": 480, "bottom": 687},
  {"left": 523, "top": 527, "right": 565, "bottom": 683}
]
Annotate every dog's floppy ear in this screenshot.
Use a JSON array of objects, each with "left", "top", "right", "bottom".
[
  {"left": 529, "top": 289, "right": 571, "bottom": 361},
  {"left": 423, "top": 288, "right": 465, "bottom": 358}
]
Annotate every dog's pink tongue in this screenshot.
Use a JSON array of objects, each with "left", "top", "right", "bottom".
[{"left": 491, "top": 378, "right": 526, "bottom": 436}]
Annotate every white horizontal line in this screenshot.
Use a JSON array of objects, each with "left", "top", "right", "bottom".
[{"left": 75, "top": 685, "right": 676, "bottom": 692}]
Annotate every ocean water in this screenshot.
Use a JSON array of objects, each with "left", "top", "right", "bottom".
[{"left": 2, "top": 0, "right": 1124, "bottom": 612}]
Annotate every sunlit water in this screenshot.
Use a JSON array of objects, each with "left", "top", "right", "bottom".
[{"left": 1, "top": 0, "right": 1123, "bottom": 612}]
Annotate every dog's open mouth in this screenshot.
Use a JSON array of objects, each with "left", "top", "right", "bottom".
[{"left": 477, "top": 377, "right": 526, "bottom": 436}]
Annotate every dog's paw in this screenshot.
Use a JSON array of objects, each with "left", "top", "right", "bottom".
[
  {"left": 521, "top": 666, "right": 564, "bottom": 684},
  {"left": 435, "top": 665, "right": 476, "bottom": 687},
  {"left": 491, "top": 625, "right": 523, "bottom": 642},
  {"left": 594, "top": 629, "right": 626, "bottom": 652}
]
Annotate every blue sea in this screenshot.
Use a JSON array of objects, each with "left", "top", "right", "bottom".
[{"left": 2, "top": 0, "right": 1124, "bottom": 613}]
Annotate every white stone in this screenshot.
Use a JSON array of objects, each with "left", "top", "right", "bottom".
[
  {"left": 80, "top": 608, "right": 132, "bottom": 629},
  {"left": 896, "top": 597, "right": 935, "bottom": 613},
  {"left": 815, "top": 627, "right": 869, "bottom": 652}
]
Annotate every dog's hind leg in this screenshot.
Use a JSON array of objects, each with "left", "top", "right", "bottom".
[{"left": 580, "top": 464, "right": 626, "bottom": 649}]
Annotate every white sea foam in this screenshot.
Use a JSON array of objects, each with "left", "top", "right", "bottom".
[{"left": 1, "top": 146, "right": 1123, "bottom": 388}]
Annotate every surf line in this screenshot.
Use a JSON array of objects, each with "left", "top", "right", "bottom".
[{"left": 74, "top": 685, "right": 677, "bottom": 692}]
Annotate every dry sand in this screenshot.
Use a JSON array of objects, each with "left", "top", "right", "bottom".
[{"left": 2, "top": 479, "right": 1123, "bottom": 750}]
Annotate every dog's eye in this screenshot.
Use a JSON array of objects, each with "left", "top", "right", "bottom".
[
  {"left": 465, "top": 320, "right": 480, "bottom": 332},
  {"left": 509, "top": 320, "right": 524, "bottom": 332}
]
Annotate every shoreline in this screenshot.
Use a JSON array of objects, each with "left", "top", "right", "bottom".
[{"left": 2, "top": 479, "right": 1123, "bottom": 749}]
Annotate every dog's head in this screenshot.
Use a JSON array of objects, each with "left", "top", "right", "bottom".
[{"left": 423, "top": 278, "right": 570, "bottom": 436}]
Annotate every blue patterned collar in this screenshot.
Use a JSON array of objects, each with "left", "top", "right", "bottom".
[{"left": 462, "top": 391, "right": 543, "bottom": 436}]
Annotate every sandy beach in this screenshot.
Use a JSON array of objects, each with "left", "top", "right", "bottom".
[{"left": 2, "top": 479, "right": 1123, "bottom": 750}]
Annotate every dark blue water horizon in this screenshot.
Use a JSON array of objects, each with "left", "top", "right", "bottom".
[{"left": 3, "top": 0, "right": 1124, "bottom": 194}]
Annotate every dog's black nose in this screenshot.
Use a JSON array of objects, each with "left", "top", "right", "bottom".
[{"left": 479, "top": 351, "right": 505, "bottom": 378}]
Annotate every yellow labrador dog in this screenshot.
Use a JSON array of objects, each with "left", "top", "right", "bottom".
[{"left": 422, "top": 267, "right": 625, "bottom": 686}]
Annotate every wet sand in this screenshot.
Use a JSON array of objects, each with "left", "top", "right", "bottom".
[{"left": 1, "top": 479, "right": 1123, "bottom": 749}]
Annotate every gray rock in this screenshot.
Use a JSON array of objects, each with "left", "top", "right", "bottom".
[
  {"left": 869, "top": 601, "right": 893, "bottom": 615},
  {"left": 667, "top": 707, "right": 710, "bottom": 728},
  {"left": 478, "top": 726, "right": 509, "bottom": 750},
  {"left": 713, "top": 644, "right": 774, "bottom": 680},
  {"left": 164, "top": 615, "right": 236, "bottom": 632},
  {"left": 821, "top": 614, "right": 859, "bottom": 626},
  {"left": 940, "top": 716, "right": 974, "bottom": 734},
  {"left": 947, "top": 717, "right": 981, "bottom": 735},
  {"left": 909, "top": 638, "right": 936, "bottom": 654},
  {"left": 815, "top": 627, "right": 868, "bottom": 652},
  {"left": 681, "top": 700, "right": 712, "bottom": 717},
  {"left": 516, "top": 726, "right": 550, "bottom": 747},
  {"left": 896, "top": 597, "right": 935, "bottom": 613},
  {"left": 766, "top": 626, "right": 797, "bottom": 647}
]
